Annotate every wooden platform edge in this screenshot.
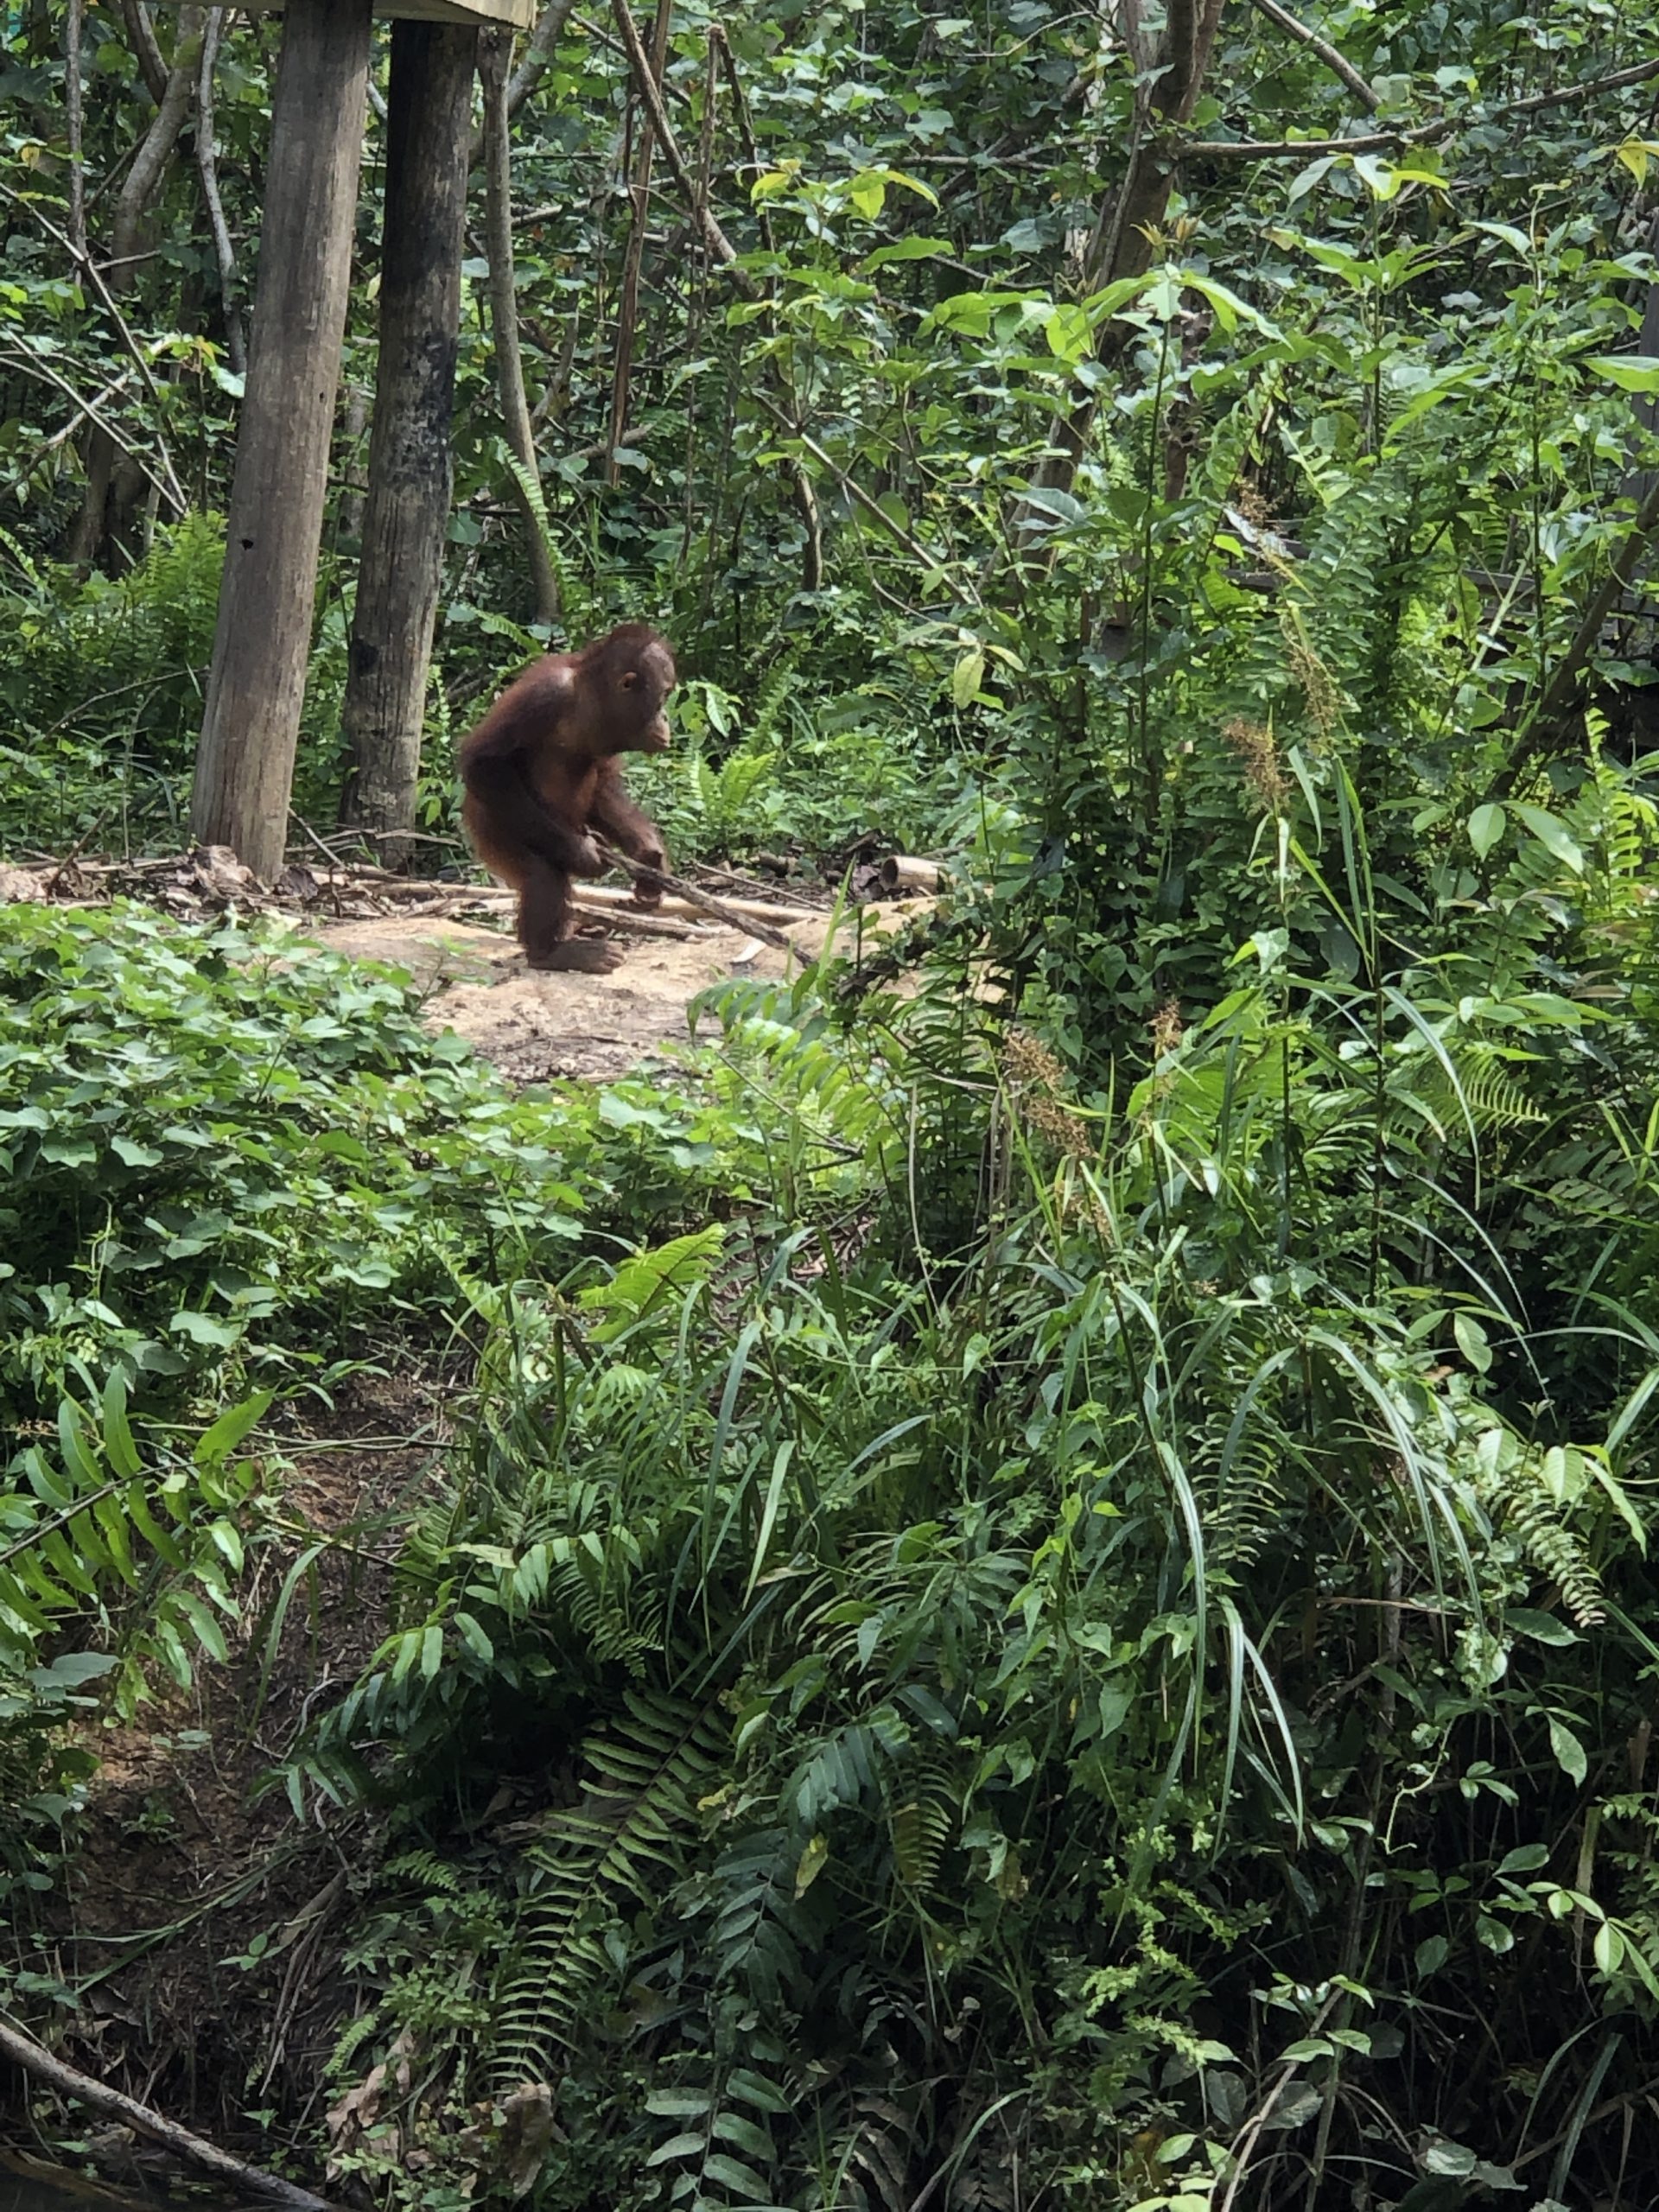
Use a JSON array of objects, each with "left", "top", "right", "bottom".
[{"left": 149, "top": 0, "right": 537, "bottom": 27}]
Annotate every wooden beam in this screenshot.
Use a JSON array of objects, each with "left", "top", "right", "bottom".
[
  {"left": 150, "top": 1, "right": 535, "bottom": 22},
  {"left": 191, "top": 0, "right": 374, "bottom": 880}
]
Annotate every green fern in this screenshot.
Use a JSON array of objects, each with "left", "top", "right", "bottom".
[
  {"left": 885, "top": 1751, "right": 955, "bottom": 1901},
  {"left": 501, "top": 450, "right": 575, "bottom": 631},
  {"left": 1466, "top": 1433, "right": 1606, "bottom": 1629},
  {"left": 490, "top": 1690, "right": 723, "bottom": 2088}
]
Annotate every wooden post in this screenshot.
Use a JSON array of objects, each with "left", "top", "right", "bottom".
[
  {"left": 338, "top": 20, "right": 477, "bottom": 862},
  {"left": 190, "top": 0, "right": 374, "bottom": 883}
]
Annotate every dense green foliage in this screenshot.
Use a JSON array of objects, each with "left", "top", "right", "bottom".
[{"left": 7, "top": 1, "right": 1659, "bottom": 2208}]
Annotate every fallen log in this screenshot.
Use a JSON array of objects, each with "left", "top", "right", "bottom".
[
  {"left": 878, "top": 855, "right": 942, "bottom": 894},
  {"left": 0, "top": 2013, "right": 341, "bottom": 2211}
]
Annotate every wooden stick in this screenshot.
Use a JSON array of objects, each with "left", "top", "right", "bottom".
[
  {"left": 0, "top": 2013, "right": 340, "bottom": 2211},
  {"left": 594, "top": 842, "right": 796, "bottom": 951},
  {"left": 574, "top": 880, "right": 808, "bottom": 925},
  {"left": 570, "top": 897, "right": 694, "bottom": 938}
]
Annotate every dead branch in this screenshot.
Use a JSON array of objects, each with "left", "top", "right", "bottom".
[
  {"left": 1493, "top": 469, "right": 1659, "bottom": 793},
  {"left": 65, "top": 0, "right": 86, "bottom": 250},
  {"left": 0, "top": 2013, "right": 340, "bottom": 2212},
  {"left": 608, "top": 0, "right": 675, "bottom": 480},
  {"left": 0, "top": 182, "right": 188, "bottom": 514},
  {"left": 577, "top": 880, "right": 809, "bottom": 925},
  {"left": 120, "top": 0, "right": 168, "bottom": 104},
  {"left": 1185, "top": 52, "right": 1659, "bottom": 158},
  {"left": 608, "top": 0, "right": 755, "bottom": 287},
  {"left": 573, "top": 898, "right": 695, "bottom": 938},
  {"left": 467, "top": 0, "right": 582, "bottom": 163},
  {"left": 1249, "top": 0, "right": 1381, "bottom": 109},
  {"left": 194, "top": 14, "right": 245, "bottom": 376}
]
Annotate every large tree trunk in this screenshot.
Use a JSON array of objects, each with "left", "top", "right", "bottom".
[
  {"left": 480, "top": 26, "right": 562, "bottom": 626},
  {"left": 190, "top": 0, "right": 374, "bottom": 884},
  {"left": 338, "top": 21, "right": 478, "bottom": 865},
  {"left": 63, "top": 4, "right": 205, "bottom": 564}
]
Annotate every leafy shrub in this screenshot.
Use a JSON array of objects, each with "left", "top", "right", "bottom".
[{"left": 0, "top": 901, "right": 801, "bottom": 1419}]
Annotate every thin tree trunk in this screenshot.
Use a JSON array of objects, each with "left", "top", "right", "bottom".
[
  {"left": 607, "top": 0, "right": 673, "bottom": 482},
  {"left": 191, "top": 0, "right": 374, "bottom": 882},
  {"left": 65, "top": 4, "right": 206, "bottom": 563},
  {"left": 120, "top": 0, "right": 168, "bottom": 105},
  {"left": 194, "top": 14, "right": 245, "bottom": 377},
  {"left": 1016, "top": 0, "right": 1228, "bottom": 523},
  {"left": 480, "top": 26, "right": 562, "bottom": 626},
  {"left": 611, "top": 3, "right": 823, "bottom": 590},
  {"left": 339, "top": 383, "right": 371, "bottom": 543},
  {"left": 64, "top": 0, "right": 86, "bottom": 253},
  {"left": 339, "top": 22, "right": 478, "bottom": 863},
  {"left": 466, "top": 0, "right": 579, "bottom": 162}
]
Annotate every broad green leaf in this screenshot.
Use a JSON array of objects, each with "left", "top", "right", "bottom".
[
  {"left": 712, "top": 2112, "right": 776, "bottom": 2159},
  {"left": 100, "top": 1376, "right": 141, "bottom": 1480},
  {"left": 951, "top": 643, "right": 986, "bottom": 707},
  {"left": 861, "top": 235, "right": 951, "bottom": 269},
  {"left": 1044, "top": 302, "right": 1091, "bottom": 362},
  {"left": 726, "top": 2069, "right": 793, "bottom": 2115},
  {"left": 1505, "top": 1610, "right": 1576, "bottom": 1646},
  {"left": 1496, "top": 1842, "right": 1550, "bottom": 1874},
  {"left": 1548, "top": 1717, "right": 1587, "bottom": 1787},
  {"left": 195, "top": 1389, "right": 274, "bottom": 1467},
  {"left": 794, "top": 1832, "right": 830, "bottom": 1897},
  {"left": 1587, "top": 353, "right": 1659, "bottom": 392},
  {"left": 454, "top": 1611, "right": 494, "bottom": 1662},
  {"left": 1512, "top": 804, "right": 1584, "bottom": 874},
  {"left": 171, "top": 1308, "right": 239, "bottom": 1349},
  {"left": 57, "top": 1401, "right": 102, "bottom": 1489},
  {"left": 1452, "top": 1313, "right": 1491, "bottom": 1375},
  {"left": 1467, "top": 802, "right": 1505, "bottom": 859},
  {"left": 645, "top": 2133, "right": 706, "bottom": 2164},
  {"left": 645, "top": 2090, "right": 714, "bottom": 2117},
  {"left": 1352, "top": 152, "right": 1399, "bottom": 200},
  {"left": 702, "top": 2153, "right": 772, "bottom": 2197},
  {"left": 172, "top": 1591, "right": 229, "bottom": 1664}
]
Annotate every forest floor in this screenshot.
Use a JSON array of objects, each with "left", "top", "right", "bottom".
[
  {"left": 8, "top": 857, "right": 937, "bottom": 2177},
  {"left": 313, "top": 901, "right": 852, "bottom": 1082},
  {"left": 2, "top": 844, "right": 930, "bottom": 1084}
]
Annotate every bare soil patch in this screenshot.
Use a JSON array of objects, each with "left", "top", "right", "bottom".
[
  {"left": 0, "top": 842, "right": 933, "bottom": 1084},
  {"left": 308, "top": 903, "right": 865, "bottom": 1082}
]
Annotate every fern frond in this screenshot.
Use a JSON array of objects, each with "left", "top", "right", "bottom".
[
  {"left": 886, "top": 1752, "right": 954, "bottom": 1900},
  {"left": 490, "top": 1690, "right": 723, "bottom": 2087}
]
